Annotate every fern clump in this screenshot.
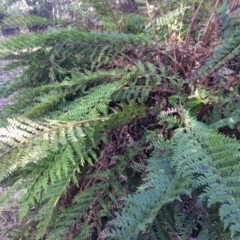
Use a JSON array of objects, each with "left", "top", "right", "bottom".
[
  {"left": 0, "top": 0, "right": 240, "bottom": 239},
  {"left": 104, "top": 114, "right": 240, "bottom": 239}
]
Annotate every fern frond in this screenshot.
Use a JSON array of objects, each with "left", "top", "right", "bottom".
[
  {"left": 59, "top": 81, "right": 125, "bottom": 121},
  {"left": 173, "top": 115, "right": 240, "bottom": 238},
  {"left": 103, "top": 149, "right": 191, "bottom": 239},
  {"left": 0, "top": 117, "right": 106, "bottom": 184},
  {"left": 112, "top": 62, "right": 176, "bottom": 103},
  {"left": 16, "top": 166, "right": 77, "bottom": 239},
  {"left": 0, "top": 33, "right": 49, "bottom": 58},
  {"left": 210, "top": 115, "right": 240, "bottom": 130},
  {"left": 208, "top": 97, "right": 240, "bottom": 130},
  {"left": 194, "top": 27, "right": 240, "bottom": 80},
  {"left": 0, "top": 29, "right": 149, "bottom": 60},
  {"left": 149, "top": 6, "right": 189, "bottom": 30},
  {"left": 35, "top": 176, "right": 74, "bottom": 239},
  {"left": 47, "top": 161, "right": 127, "bottom": 240},
  {"left": 103, "top": 112, "right": 240, "bottom": 239},
  {"left": 0, "top": 14, "right": 58, "bottom": 28}
]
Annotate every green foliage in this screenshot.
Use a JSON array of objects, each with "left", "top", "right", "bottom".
[
  {"left": 0, "top": 1, "right": 240, "bottom": 240},
  {"left": 104, "top": 114, "right": 240, "bottom": 239},
  {"left": 0, "top": 100, "right": 146, "bottom": 238},
  {"left": 0, "top": 14, "right": 58, "bottom": 28},
  {"left": 194, "top": 26, "right": 240, "bottom": 80},
  {"left": 145, "top": 5, "right": 189, "bottom": 40},
  {"left": 122, "top": 14, "right": 145, "bottom": 34},
  {"left": 1, "top": 28, "right": 150, "bottom": 118}
]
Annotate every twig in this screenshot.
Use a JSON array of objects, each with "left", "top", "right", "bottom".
[
  {"left": 103, "top": 0, "right": 120, "bottom": 30},
  {"left": 157, "top": 49, "right": 187, "bottom": 77},
  {"left": 153, "top": 0, "right": 171, "bottom": 37},
  {"left": 201, "top": 0, "right": 220, "bottom": 41},
  {"left": 185, "top": 0, "right": 204, "bottom": 44}
]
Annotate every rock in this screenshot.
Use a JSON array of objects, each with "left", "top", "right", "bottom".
[
  {"left": 0, "top": 60, "right": 22, "bottom": 108},
  {"left": 0, "top": 98, "right": 11, "bottom": 107}
]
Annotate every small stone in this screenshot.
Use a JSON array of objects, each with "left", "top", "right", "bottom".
[
  {"left": 0, "top": 98, "right": 11, "bottom": 107},
  {"left": 219, "top": 67, "right": 234, "bottom": 76}
]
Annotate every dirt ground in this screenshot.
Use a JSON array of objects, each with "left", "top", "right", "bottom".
[
  {"left": 0, "top": 60, "right": 22, "bottom": 107},
  {"left": 0, "top": 60, "right": 23, "bottom": 239}
]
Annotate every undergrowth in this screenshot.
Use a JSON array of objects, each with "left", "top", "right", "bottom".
[{"left": 0, "top": 0, "right": 240, "bottom": 239}]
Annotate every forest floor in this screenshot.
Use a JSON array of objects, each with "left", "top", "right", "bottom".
[
  {"left": 0, "top": 60, "right": 22, "bottom": 108},
  {"left": 0, "top": 60, "right": 23, "bottom": 239}
]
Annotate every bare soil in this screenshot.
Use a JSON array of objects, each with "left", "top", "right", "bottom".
[
  {"left": 0, "top": 60, "right": 23, "bottom": 239},
  {"left": 0, "top": 60, "right": 22, "bottom": 107}
]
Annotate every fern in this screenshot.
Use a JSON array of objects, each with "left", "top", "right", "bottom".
[
  {"left": 0, "top": 14, "right": 60, "bottom": 28},
  {"left": 1, "top": 28, "right": 154, "bottom": 119},
  {"left": 202, "top": 87, "right": 240, "bottom": 130},
  {"left": 1, "top": 1, "right": 240, "bottom": 239},
  {"left": 46, "top": 182, "right": 106, "bottom": 240},
  {"left": 149, "top": 6, "right": 189, "bottom": 30},
  {"left": 104, "top": 113, "right": 240, "bottom": 239},
  {"left": 59, "top": 81, "right": 125, "bottom": 121},
  {"left": 0, "top": 28, "right": 150, "bottom": 59},
  {"left": 103, "top": 148, "right": 191, "bottom": 239},
  {"left": 173, "top": 117, "right": 240, "bottom": 237},
  {"left": 46, "top": 148, "right": 137, "bottom": 240},
  {"left": 194, "top": 26, "right": 240, "bottom": 80},
  {"left": 0, "top": 117, "right": 102, "bottom": 184},
  {"left": 0, "top": 98, "right": 146, "bottom": 239}
]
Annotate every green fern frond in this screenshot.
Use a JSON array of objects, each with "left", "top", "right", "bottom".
[
  {"left": 59, "top": 81, "right": 125, "bottom": 121},
  {"left": 35, "top": 176, "right": 74, "bottom": 239},
  {"left": 194, "top": 27, "right": 240, "bottom": 80},
  {"left": 112, "top": 62, "right": 176, "bottom": 103},
  {"left": 0, "top": 29, "right": 149, "bottom": 59},
  {"left": 79, "top": 221, "right": 91, "bottom": 240},
  {"left": 103, "top": 147, "right": 191, "bottom": 239},
  {"left": 172, "top": 115, "right": 240, "bottom": 238},
  {"left": 103, "top": 112, "right": 240, "bottom": 239},
  {"left": 0, "top": 14, "right": 58, "bottom": 28},
  {"left": 149, "top": 6, "right": 189, "bottom": 30},
  {"left": 17, "top": 166, "right": 77, "bottom": 239},
  {"left": 0, "top": 117, "right": 106, "bottom": 184},
  {"left": 0, "top": 33, "right": 49, "bottom": 58},
  {"left": 210, "top": 115, "right": 240, "bottom": 130},
  {"left": 46, "top": 184, "right": 98, "bottom": 240},
  {"left": 207, "top": 97, "right": 240, "bottom": 130},
  {"left": 47, "top": 166, "right": 124, "bottom": 240}
]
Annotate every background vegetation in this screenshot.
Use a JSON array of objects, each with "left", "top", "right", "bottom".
[{"left": 0, "top": 0, "right": 240, "bottom": 239}]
